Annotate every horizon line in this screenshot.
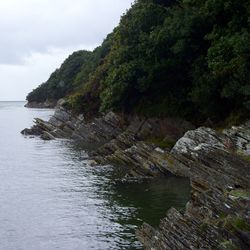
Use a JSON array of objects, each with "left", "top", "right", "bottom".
[{"left": 0, "top": 100, "right": 26, "bottom": 102}]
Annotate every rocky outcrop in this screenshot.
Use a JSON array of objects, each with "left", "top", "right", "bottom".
[
  {"left": 21, "top": 107, "right": 194, "bottom": 176},
  {"left": 137, "top": 123, "right": 250, "bottom": 250},
  {"left": 22, "top": 107, "right": 250, "bottom": 249},
  {"left": 21, "top": 107, "right": 125, "bottom": 143},
  {"left": 87, "top": 116, "right": 193, "bottom": 177},
  {"left": 24, "top": 100, "right": 57, "bottom": 108}
]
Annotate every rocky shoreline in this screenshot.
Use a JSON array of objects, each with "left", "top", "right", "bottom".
[
  {"left": 21, "top": 107, "right": 250, "bottom": 249},
  {"left": 137, "top": 124, "right": 250, "bottom": 249},
  {"left": 21, "top": 107, "right": 194, "bottom": 177},
  {"left": 24, "top": 100, "right": 56, "bottom": 108}
]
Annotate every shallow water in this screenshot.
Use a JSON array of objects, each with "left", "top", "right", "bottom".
[{"left": 0, "top": 101, "right": 190, "bottom": 250}]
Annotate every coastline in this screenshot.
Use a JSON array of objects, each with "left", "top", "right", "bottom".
[
  {"left": 24, "top": 100, "right": 57, "bottom": 109},
  {"left": 22, "top": 105, "right": 250, "bottom": 249}
]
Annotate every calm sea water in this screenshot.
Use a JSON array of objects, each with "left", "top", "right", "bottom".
[{"left": 0, "top": 101, "right": 190, "bottom": 250}]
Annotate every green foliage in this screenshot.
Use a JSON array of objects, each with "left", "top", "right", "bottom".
[
  {"left": 229, "top": 189, "right": 250, "bottom": 199},
  {"left": 27, "top": 50, "right": 92, "bottom": 102},
  {"left": 146, "top": 137, "right": 176, "bottom": 149},
  {"left": 27, "top": 0, "right": 250, "bottom": 123},
  {"left": 222, "top": 215, "right": 250, "bottom": 233},
  {"left": 98, "top": 0, "right": 250, "bottom": 121},
  {"left": 217, "top": 109, "right": 250, "bottom": 129},
  {"left": 26, "top": 82, "right": 49, "bottom": 102},
  {"left": 232, "top": 217, "right": 250, "bottom": 232},
  {"left": 219, "top": 240, "right": 237, "bottom": 250}
]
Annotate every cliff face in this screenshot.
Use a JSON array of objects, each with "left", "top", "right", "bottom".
[{"left": 21, "top": 108, "right": 250, "bottom": 249}]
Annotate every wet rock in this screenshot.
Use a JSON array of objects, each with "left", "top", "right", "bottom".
[
  {"left": 22, "top": 108, "right": 193, "bottom": 177},
  {"left": 21, "top": 126, "right": 42, "bottom": 136},
  {"left": 41, "top": 131, "right": 55, "bottom": 140},
  {"left": 137, "top": 124, "right": 250, "bottom": 250},
  {"left": 21, "top": 106, "right": 250, "bottom": 249},
  {"left": 21, "top": 108, "right": 125, "bottom": 144}
]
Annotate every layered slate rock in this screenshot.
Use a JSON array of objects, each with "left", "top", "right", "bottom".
[
  {"left": 22, "top": 107, "right": 193, "bottom": 176},
  {"left": 22, "top": 106, "right": 250, "bottom": 249},
  {"left": 137, "top": 124, "right": 250, "bottom": 250},
  {"left": 21, "top": 108, "right": 124, "bottom": 143}
]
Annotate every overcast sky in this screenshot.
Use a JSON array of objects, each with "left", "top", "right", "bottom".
[{"left": 0, "top": 0, "right": 134, "bottom": 101}]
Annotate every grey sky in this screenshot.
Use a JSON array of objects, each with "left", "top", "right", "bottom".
[{"left": 0, "top": 0, "right": 134, "bottom": 101}]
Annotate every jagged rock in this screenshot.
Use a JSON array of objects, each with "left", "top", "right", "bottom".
[
  {"left": 71, "top": 111, "right": 124, "bottom": 144},
  {"left": 21, "top": 105, "right": 250, "bottom": 249},
  {"left": 223, "top": 121, "right": 250, "bottom": 156},
  {"left": 21, "top": 126, "right": 42, "bottom": 136},
  {"left": 171, "top": 127, "right": 227, "bottom": 154},
  {"left": 22, "top": 108, "right": 194, "bottom": 177},
  {"left": 21, "top": 108, "right": 125, "bottom": 144},
  {"left": 41, "top": 131, "right": 55, "bottom": 140},
  {"left": 137, "top": 124, "right": 250, "bottom": 250},
  {"left": 21, "top": 109, "right": 75, "bottom": 139},
  {"left": 137, "top": 207, "right": 225, "bottom": 250},
  {"left": 90, "top": 117, "right": 193, "bottom": 177}
]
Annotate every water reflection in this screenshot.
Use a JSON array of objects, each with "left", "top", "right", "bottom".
[
  {"left": 0, "top": 102, "right": 190, "bottom": 250},
  {"left": 54, "top": 139, "right": 190, "bottom": 248}
]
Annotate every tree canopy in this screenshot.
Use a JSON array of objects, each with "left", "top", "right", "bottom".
[{"left": 27, "top": 0, "right": 250, "bottom": 123}]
